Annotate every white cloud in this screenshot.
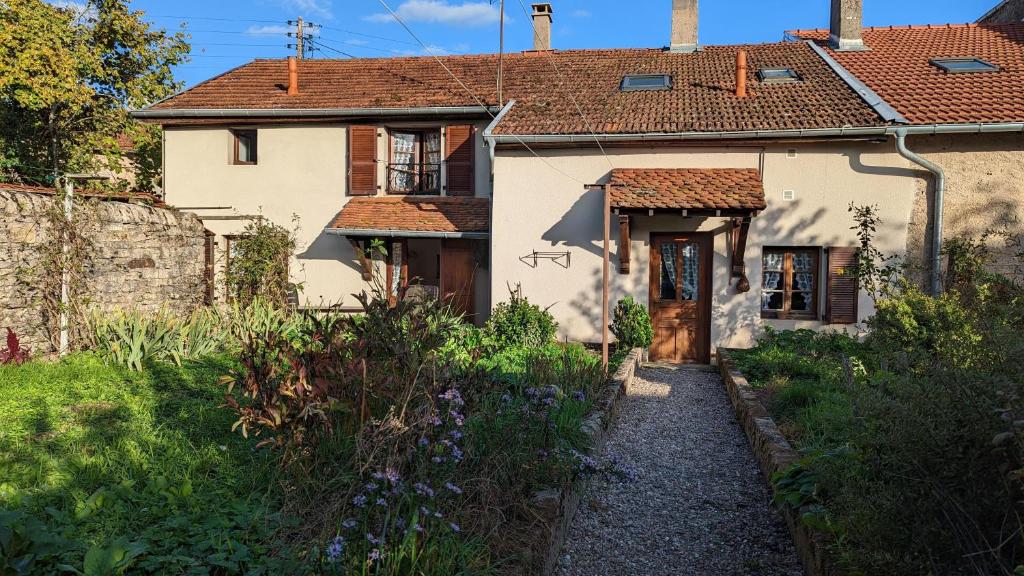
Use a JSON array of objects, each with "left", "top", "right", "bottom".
[
  {"left": 365, "top": 1, "right": 502, "bottom": 27},
  {"left": 345, "top": 38, "right": 370, "bottom": 46},
  {"left": 390, "top": 44, "right": 452, "bottom": 56},
  {"left": 571, "top": 9, "right": 590, "bottom": 18},
  {"left": 245, "top": 25, "right": 292, "bottom": 35},
  {"left": 279, "top": 0, "right": 334, "bottom": 19}
]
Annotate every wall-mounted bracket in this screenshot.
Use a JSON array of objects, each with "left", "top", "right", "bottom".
[
  {"left": 519, "top": 251, "right": 571, "bottom": 269},
  {"left": 348, "top": 237, "right": 373, "bottom": 281},
  {"left": 731, "top": 216, "right": 752, "bottom": 293}
]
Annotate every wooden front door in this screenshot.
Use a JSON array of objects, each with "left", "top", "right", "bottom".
[
  {"left": 649, "top": 233, "right": 712, "bottom": 364},
  {"left": 441, "top": 239, "right": 477, "bottom": 320}
]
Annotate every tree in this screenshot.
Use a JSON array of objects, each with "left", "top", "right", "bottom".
[{"left": 0, "top": 0, "right": 189, "bottom": 190}]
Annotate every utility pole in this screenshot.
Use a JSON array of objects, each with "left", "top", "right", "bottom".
[
  {"left": 287, "top": 18, "right": 318, "bottom": 59},
  {"left": 497, "top": 0, "right": 505, "bottom": 106},
  {"left": 296, "top": 17, "right": 304, "bottom": 59}
]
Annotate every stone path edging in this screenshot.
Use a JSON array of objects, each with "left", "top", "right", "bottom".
[
  {"left": 529, "top": 347, "right": 644, "bottom": 576},
  {"left": 718, "top": 348, "right": 837, "bottom": 576}
]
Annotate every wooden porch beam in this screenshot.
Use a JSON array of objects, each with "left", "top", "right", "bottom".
[
  {"left": 618, "top": 214, "right": 631, "bottom": 274},
  {"left": 348, "top": 237, "right": 373, "bottom": 281},
  {"left": 731, "top": 217, "right": 752, "bottom": 293}
]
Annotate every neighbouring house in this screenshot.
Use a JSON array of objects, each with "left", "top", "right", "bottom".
[
  {"left": 132, "top": 0, "right": 1024, "bottom": 364},
  {"left": 979, "top": 0, "right": 1024, "bottom": 23}
]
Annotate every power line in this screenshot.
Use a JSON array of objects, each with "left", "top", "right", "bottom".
[
  {"left": 307, "top": 38, "right": 356, "bottom": 58},
  {"left": 372, "top": 0, "right": 586, "bottom": 186},
  {"left": 513, "top": 0, "right": 614, "bottom": 171}
]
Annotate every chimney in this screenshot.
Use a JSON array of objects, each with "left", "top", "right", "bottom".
[
  {"left": 670, "top": 0, "right": 698, "bottom": 53},
  {"left": 830, "top": 0, "right": 866, "bottom": 51},
  {"left": 736, "top": 50, "right": 748, "bottom": 98},
  {"left": 532, "top": 3, "right": 552, "bottom": 51},
  {"left": 287, "top": 56, "right": 299, "bottom": 95}
]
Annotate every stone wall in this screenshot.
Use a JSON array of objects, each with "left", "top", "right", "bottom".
[
  {"left": 905, "top": 132, "right": 1024, "bottom": 280},
  {"left": 0, "top": 189, "right": 207, "bottom": 351}
]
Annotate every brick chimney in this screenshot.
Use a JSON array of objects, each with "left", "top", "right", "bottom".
[
  {"left": 287, "top": 56, "right": 299, "bottom": 95},
  {"left": 830, "top": 0, "right": 866, "bottom": 51},
  {"left": 532, "top": 3, "right": 552, "bottom": 51},
  {"left": 670, "top": 0, "right": 698, "bottom": 53}
]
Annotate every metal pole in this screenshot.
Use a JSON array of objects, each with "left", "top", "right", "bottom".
[
  {"left": 59, "top": 177, "right": 72, "bottom": 356},
  {"left": 602, "top": 184, "right": 610, "bottom": 370},
  {"left": 297, "top": 17, "right": 304, "bottom": 59}
]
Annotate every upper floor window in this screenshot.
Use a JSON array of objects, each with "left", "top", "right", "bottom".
[
  {"left": 388, "top": 129, "right": 441, "bottom": 195},
  {"left": 232, "top": 129, "right": 257, "bottom": 165},
  {"left": 930, "top": 58, "right": 1000, "bottom": 73},
  {"left": 762, "top": 247, "right": 819, "bottom": 320},
  {"left": 620, "top": 74, "right": 672, "bottom": 92}
]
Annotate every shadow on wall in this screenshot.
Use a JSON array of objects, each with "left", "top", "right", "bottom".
[
  {"left": 297, "top": 230, "right": 363, "bottom": 275},
  {"left": 541, "top": 186, "right": 606, "bottom": 259}
]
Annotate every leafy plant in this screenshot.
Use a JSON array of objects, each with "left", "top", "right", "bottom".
[
  {"left": 223, "top": 216, "right": 300, "bottom": 309},
  {"left": 610, "top": 296, "right": 653, "bottom": 350},
  {"left": 88, "top": 307, "right": 228, "bottom": 371},
  {"left": 0, "top": 328, "right": 30, "bottom": 365},
  {"left": 484, "top": 284, "right": 557, "bottom": 350}
]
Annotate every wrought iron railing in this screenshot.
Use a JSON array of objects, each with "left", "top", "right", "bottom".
[{"left": 387, "top": 163, "right": 441, "bottom": 195}]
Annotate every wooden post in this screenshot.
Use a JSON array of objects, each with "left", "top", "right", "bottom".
[{"left": 602, "top": 185, "right": 611, "bottom": 371}]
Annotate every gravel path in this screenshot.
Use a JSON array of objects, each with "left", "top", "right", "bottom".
[{"left": 556, "top": 366, "right": 803, "bottom": 576}]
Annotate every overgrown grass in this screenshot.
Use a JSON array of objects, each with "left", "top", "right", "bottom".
[{"left": 0, "top": 353, "right": 294, "bottom": 574}]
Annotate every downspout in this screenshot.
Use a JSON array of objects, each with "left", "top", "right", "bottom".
[{"left": 894, "top": 127, "right": 945, "bottom": 295}]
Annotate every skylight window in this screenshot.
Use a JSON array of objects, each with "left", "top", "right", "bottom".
[
  {"left": 930, "top": 58, "right": 1000, "bottom": 73},
  {"left": 757, "top": 68, "right": 801, "bottom": 83},
  {"left": 621, "top": 74, "right": 673, "bottom": 92}
]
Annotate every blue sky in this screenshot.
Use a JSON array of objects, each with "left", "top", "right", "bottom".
[{"left": 103, "top": 0, "right": 996, "bottom": 87}]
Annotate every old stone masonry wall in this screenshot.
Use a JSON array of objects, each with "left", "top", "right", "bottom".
[{"left": 0, "top": 189, "right": 206, "bottom": 351}]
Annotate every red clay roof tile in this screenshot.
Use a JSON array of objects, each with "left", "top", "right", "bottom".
[
  {"left": 328, "top": 196, "right": 489, "bottom": 233},
  {"left": 608, "top": 168, "right": 765, "bottom": 210},
  {"left": 148, "top": 42, "right": 886, "bottom": 135},
  {"left": 790, "top": 23, "right": 1024, "bottom": 125}
]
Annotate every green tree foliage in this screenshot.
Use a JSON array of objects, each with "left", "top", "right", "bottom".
[
  {"left": 223, "top": 217, "right": 299, "bottom": 309},
  {"left": 0, "top": 0, "right": 188, "bottom": 189},
  {"left": 610, "top": 296, "right": 653, "bottom": 350}
]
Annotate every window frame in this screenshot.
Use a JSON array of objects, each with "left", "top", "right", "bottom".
[
  {"left": 620, "top": 74, "right": 673, "bottom": 92},
  {"left": 386, "top": 127, "right": 443, "bottom": 195},
  {"left": 757, "top": 67, "right": 801, "bottom": 84},
  {"left": 930, "top": 58, "right": 1000, "bottom": 74},
  {"left": 231, "top": 129, "right": 258, "bottom": 165},
  {"left": 760, "top": 247, "right": 821, "bottom": 321}
]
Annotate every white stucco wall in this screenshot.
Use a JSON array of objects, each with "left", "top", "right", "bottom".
[
  {"left": 163, "top": 121, "right": 492, "bottom": 310},
  {"left": 490, "top": 142, "right": 921, "bottom": 350}
]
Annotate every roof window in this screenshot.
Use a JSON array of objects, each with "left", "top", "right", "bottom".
[
  {"left": 930, "top": 58, "right": 1000, "bottom": 73},
  {"left": 757, "top": 68, "right": 801, "bottom": 83},
  {"left": 621, "top": 74, "right": 673, "bottom": 92}
]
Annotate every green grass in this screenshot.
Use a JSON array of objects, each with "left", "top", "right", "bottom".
[{"left": 0, "top": 353, "right": 292, "bottom": 574}]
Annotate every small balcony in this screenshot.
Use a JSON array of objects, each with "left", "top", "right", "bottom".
[{"left": 387, "top": 163, "right": 441, "bottom": 195}]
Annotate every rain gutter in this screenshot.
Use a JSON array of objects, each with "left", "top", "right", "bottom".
[
  {"left": 131, "top": 105, "right": 501, "bottom": 120},
  {"left": 324, "top": 228, "right": 488, "bottom": 240}
]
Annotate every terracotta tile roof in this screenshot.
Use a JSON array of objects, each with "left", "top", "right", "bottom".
[
  {"left": 790, "top": 24, "right": 1024, "bottom": 125},
  {"left": 146, "top": 42, "right": 886, "bottom": 135},
  {"left": 328, "top": 196, "right": 489, "bottom": 234},
  {"left": 608, "top": 168, "right": 765, "bottom": 211}
]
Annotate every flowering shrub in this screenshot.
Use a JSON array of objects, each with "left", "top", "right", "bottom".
[{"left": 484, "top": 285, "right": 557, "bottom": 349}]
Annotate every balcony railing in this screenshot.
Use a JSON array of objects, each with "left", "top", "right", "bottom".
[{"left": 387, "top": 163, "right": 441, "bottom": 195}]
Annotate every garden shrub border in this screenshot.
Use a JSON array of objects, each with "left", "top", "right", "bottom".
[
  {"left": 529, "top": 347, "right": 644, "bottom": 576},
  {"left": 718, "top": 348, "right": 836, "bottom": 576}
]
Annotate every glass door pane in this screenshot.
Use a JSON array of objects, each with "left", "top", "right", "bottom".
[
  {"left": 680, "top": 242, "right": 699, "bottom": 301},
  {"left": 659, "top": 242, "right": 678, "bottom": 301}
]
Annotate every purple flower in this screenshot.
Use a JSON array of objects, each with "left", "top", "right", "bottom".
[
  {"left": 451, "top": 446, "right": 464, "bottom": 461},
  {"left": 542, "top": 397, "right": 556, "bottom": 406},
  {"left": 341, "top": 518, "right": 358, "bottom": 530},
  {"left": 418, "top": 437, "right": 430, "bottom": 447},
  {"left": 429, "top": 415, "right": 442, "bottom": 426},
  {"left": 368, "top": 549, "right": 381, "bottom": 562},
  {"left": 449, "top": 430, "right": 463, "bottom": 440},
  {"left": 444, "top": 482, "right": 463, "bottom": 495},
  {"left": 367, "top": 533, "right": 381, "bottom": 546},
  {"left": 371, "top": 471, "right": 386, "bottom": 481},
  {"left": 385, "top": 468, "right": 401, "bottom": 484},
  {"left": 412, "top": 522, "right": 423, "bottom": 533},
  {"left": 375, "top": 497, "right": 387, "bottom": 507},
  {"left": 414, "top": 483, "right": 435, "bottom": 498},
  {"left": 326, "top": 536, "right": 345, "bottom": 561},
  {"left": 365, "top": 482, "right": 378, "bottom": 492},
  {"left": 572, "top": 391, "right": 585, "bottom": 401},
  {"left": 432, "top": 456, "right": 445, "bottom": 464},
  {"left": 396, "top": 518, "right": 406, "bottom": 531},
  {"left": 449, "top": 522, "right": 461, "bottom": 533},
  {"left": 440, "top": 388, "right": 464, "bottom": 406},
  {"left": 500, "top": 393, "right": 512, "bottom": 403},
  {"left": 352, "top": 494, "right": 368, "bottom": 507}
]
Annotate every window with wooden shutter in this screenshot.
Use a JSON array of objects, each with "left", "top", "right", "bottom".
[
  {"left": 445, "top": 124, "right": 474, "bottom": 196},
  {"left": 348, "top": 125, "right": 378, "bottom": 196},
  {"left": 826, "top": 247, "right": 859, "bottom": 325},
  {"left": 761, "top": 247, "right": 820, "bottom": 320}
]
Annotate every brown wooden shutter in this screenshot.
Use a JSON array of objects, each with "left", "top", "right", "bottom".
[
  {"left": 826, "top": 247, "right": 859, "bottom": 324},
  {"left": 445, "top": 125, "right": 475, "bottom": 196},
  {"left": 348, "top": 125, "right": 377, "bottom": 196}
]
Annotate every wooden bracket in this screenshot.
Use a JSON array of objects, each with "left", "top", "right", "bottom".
[
  {"left": 348, "top": 238, "right": 373, "bottom": 281},
  {"left": 731, "top": 216, "right": 752, "bottom": 293},
  {"left": 618, "top": 214, "right": 631, "bottom": 274}
]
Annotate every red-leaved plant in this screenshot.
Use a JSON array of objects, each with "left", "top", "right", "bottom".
[{"left": 0, "top": 328, "right": 31, "bottom": 365}]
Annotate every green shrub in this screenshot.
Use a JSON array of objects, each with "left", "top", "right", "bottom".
[
  {"left": 610, "top": 296, "right": 653, "bottom": 350},
  {"left": 223, "top": 216, "right": 298, "bottom": 308},
  {"left": 484, "top": 286, "right": 557, "bottom": 349}
]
